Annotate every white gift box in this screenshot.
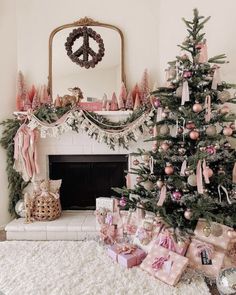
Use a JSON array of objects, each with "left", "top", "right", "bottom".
[{"left": 96, "top": 197, "right": 114, "bottom": 212}]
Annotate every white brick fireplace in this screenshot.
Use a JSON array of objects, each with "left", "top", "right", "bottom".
[{"left": 6, "top": 114, "right": 151, "bottom": 240}]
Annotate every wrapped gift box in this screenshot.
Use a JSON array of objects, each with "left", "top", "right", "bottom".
[
  {"left": 133, "top": 220, "right": 163, "bottom": 253},
  {"left": 194, "top": 219, "right": 232, "bottom": 250},
  {"left": 107, "top": 244, "right": 146, "bottom": 268},
  {"left": 155, "top": 228, "right": 189, "bottom": 256},
  {"left": 186, "top": 238, "right": 225, "bottom": 277},
  {"left": 140, "top": 244, "right": 189, "bottom": 286},
  {"left": 96, "top": 197, "right": 114, "bottom": 212}
]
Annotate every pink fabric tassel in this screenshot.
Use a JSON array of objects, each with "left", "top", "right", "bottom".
[
  {"left": 181, "top": 81, "right": 190, "bottom": 105},
  {"left": 180, "top": 160, "right": 187, "bottom": 176},
  {"left": 197, "top": 160, "right": 204, "bottom": 194},
  {"left": 198, "top": 43, "right": 208, "bottom": 63},
  {"left": 205, "top": 95, "right": 211, "bottom": 122},
  {"left": 233, "top": 163, "right": 236, "bottom": 184},
  {"left": 157, "top": 185, "right": 167, "bottom": 206},
  {"left": 202, "top": 159, "right": 210, "bottom": 184},
  {"left": 211, "top": 67, "right": 221, "bottom": 90}
]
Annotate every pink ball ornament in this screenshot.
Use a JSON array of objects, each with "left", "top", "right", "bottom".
[
  {"left": 206, "top": 167, "right": 214, "bottom": 178},
  {"left": 133, "top": 159, "right": 139, "bottom": 166},
  {"left": 165, "top": 163, "right": 174, "bottom": 175},
  {"left": 183, "top": 71, "right": 192, "bottom": 78},
  {"left": 189, "top": 130, "right": 200, "bottom": 140},
  {"left": 153, "top": 98, "right": 161, "bottom": 109},
  {"left": 223, "top": 126, "right": 233, "bottom": 136},
  {"left": 230, "top": 122, "right": 235, "bottom": 130},
  {"left": 206, "top": 145, "right": 216, "bottom": 155},
  {"left": 172, "top": 190, "right": 182, "bottom": 201},
  {"left": 192, "top": 102, "right": 203, "bottom": 113},
  {"left": 119, "top": 197, "right": 127, "bottom": 207}
]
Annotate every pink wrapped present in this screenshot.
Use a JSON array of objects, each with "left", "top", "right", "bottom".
[
  {"left": 194, "top": 219, "right": 233, "bottom": 250},
  {"left": 107, "top": 244, "right": 146, "bottom": 268},
  {"left": 140, "top": 244, "right": 189, "bottom": 286},
  {"left": 155, "top": 228, "right": 190, "bottom": 256},
  {"left": 186, "top": 238, "right": 225, "bottom": 277},
  {"left": 100, "top": 224, "right": 117, "bottom": 245}
]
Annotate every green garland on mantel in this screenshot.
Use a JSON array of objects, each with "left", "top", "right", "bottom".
[{"left": 0, "top": 105, "right": 153, "bottom": 215}]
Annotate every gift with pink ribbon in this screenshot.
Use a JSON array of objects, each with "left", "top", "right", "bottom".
[
  {"left": 140, "top": 244, "right": 189, "bottom": 286},
  {"left": 100, "top": 224, "right": 117, "bottom": 245},
  {"left": 186, "top": 238, "right": 225, "bottom": 277},
  {"left": 107, "top": 243, "right": 146, "bottom": 268},
  {"left": 155, "top": 228, "right": 189, "bottom": 256}
]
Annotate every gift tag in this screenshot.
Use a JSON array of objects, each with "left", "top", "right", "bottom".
[{"left": 201, "top": 250, "right": 212, "bottom": 265}]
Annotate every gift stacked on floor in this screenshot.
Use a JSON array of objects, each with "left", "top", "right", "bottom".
[
  {"left": 107, "top": 243, "right": 146, "bottom": 268},
  {"left": 140, "top": 243, "right": 189, "bottom": 286},
  {"left": 133, "top": 213, "right": 164, "bottom": 252},
  {"left": 186, "top": 219, "right": 235, "bottom": 277}
]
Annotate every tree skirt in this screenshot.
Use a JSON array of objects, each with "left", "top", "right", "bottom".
[{"left": 0, "top": 240, "right": 210, "bottom": 295}]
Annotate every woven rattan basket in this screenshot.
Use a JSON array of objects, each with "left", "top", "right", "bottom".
[{"left": 32, "top": 194, "right": 61, "bottom": 221}]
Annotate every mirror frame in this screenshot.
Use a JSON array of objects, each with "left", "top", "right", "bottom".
[{"left": 48, "top": 17, "right": 125, "bottom": 98}]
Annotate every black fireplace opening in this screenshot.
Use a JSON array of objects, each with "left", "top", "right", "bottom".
[{"left": 49, "top": 154, "right": 127, "bottom": 210}]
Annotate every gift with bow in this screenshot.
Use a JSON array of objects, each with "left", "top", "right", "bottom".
[{"left": 107, "top": 243, "right": 146, "bottom": 268}]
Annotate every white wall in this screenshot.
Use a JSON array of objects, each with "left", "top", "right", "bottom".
[
  {"left": 0, "top": 0, "right": 17, "bottom": 227},
  {"left": 1, "top": 0, "right": 236, "bottom": 225}
]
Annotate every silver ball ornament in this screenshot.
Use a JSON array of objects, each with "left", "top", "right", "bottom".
[
  {"left": 15, "top": 199, "right": 26, "bottom": 217},
  {"left": 216, "top": 267, "right": 236, "bottom": 295},
  {"left": 160, "top": 125, "right": 170, "bottom": 135},
  {"left": 184, "top": 209, "right": 193, "bottom": 220}
]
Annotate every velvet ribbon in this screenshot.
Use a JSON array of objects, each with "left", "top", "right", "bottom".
[
  {"left": 211, "top": 66, "right": 221, "bottom": 90},
  {"left": 197, "top": 160, "right": 204, "bottom": 194},
  {"left": 181, "top": 81, "right": 190, "bottom": 105},
  {"left": 202, "top": 159, "right": 210, "bottom": 184},
  {"left": 180, "top": 159, "right": 187, "bottom": 176},
  {"left": 157, "top": 185, "right": 167, "bottom": 207},
  {"left": 152, "top": 255, "right": 170, "bottom": 271},
  {"left": 218, "top": 184, "right": 232, "bottom": 204},
  {"left": 204, "top": 95, "right": 211, "bottom": 122},
  {"left": 157, "top": 233, "right": 176, "bottom": 252},
  {"left": 195, "top": 241, "right": 214, "bottom": 260},
  {"left": 233, "top": 162, "right": 236, "bottom": 184}
]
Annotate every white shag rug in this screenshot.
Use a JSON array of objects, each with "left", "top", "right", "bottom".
[{"left": 0, "top": 240, "right": 210, "bottom": 295}]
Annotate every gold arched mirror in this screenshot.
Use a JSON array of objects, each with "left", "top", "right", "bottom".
[{"left": 48, "top": 17, "right": 125, "bottom": 101}]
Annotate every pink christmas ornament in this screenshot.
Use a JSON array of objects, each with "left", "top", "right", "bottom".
[
  {"left": 119, "top": 196, "right": 127, "bottom": 207},
  {"left": 152, "top": 97, "right": 161, "bottom": 109},
  {"left": 223, "top": 126, "right": 233, "bottom": 136},
  {"left": 172, "top": 190, "right": 182, "bottom": 201},
  {"left": 206, "top": 145, "right": 216, "bottom": 155},
  {"left": 183, "top": 71, "right": 192, "bottom": 78}
]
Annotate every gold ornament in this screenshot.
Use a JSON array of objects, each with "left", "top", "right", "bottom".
[
  {"left": 211, "top": 223, "right": 223, "bottom": 237},
  {"left": 203, "top": 225, "right": 211, "bottom": 237},
  {"left": 217, "top": 90, "right": 231, "bottom": 103},
  {"left": 143, "top": 180, "right": 154, "bottom": 191},
  {"left": 187, "top": 174, "right": 197, "bottom": 186},
  {"left": 141, "top": 154, "right": 150, "bottom": 163},
  {"left": 206, "top": 125, "right": 217, "bottom": 137},
  {"left": 159, "top": 124, "right": 170, "bottom": 135}
]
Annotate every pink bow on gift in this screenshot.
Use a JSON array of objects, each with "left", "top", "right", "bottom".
[
  {"left": 117, "top": 244, "right": 137, "bottom": 255},
  {"left": 152, "top": 255, "right": 170, "bottom": 270},
  {"left": 158, "top": 233, "right": 176, "bottom": 252},
  {"left": 195, "top": 241, "right": 214, "bottom": 259},
  {"left": 125, "top": 224, "right": 137, "bottom": 235}
]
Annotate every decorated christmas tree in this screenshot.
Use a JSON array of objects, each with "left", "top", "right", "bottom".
[{"left": 114, "top": 9, "right": 236, "bottom": 237}]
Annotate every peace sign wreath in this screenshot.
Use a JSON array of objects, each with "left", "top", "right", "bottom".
[{"left": 65, "top": 26, "right": 105, "bottom": 69}]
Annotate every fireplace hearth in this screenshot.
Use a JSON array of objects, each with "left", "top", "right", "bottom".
[{"left": 49, "top": 154, "right": 127, "bottom": 210}]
